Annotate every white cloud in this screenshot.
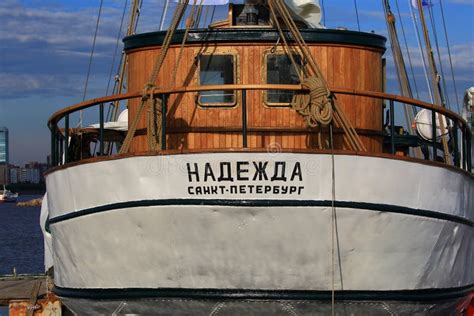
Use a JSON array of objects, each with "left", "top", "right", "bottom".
[
  {"left": 0, "top": 2, "right": 122, "bottom": 48},
  {"left": 0, "top": 73, "right": 106, "bottom": 99}
]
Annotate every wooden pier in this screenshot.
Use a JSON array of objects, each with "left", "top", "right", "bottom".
[{"left": 0, "top": 275, "right": 62, "bottom": 316}]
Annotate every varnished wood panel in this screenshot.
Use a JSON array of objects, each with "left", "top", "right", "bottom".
[{"left": 126, "top": 42, "right": 384, "bottom": 153}]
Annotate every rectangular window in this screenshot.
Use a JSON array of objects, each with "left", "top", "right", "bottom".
[
  {"left": 266, "top": 54, "right": 302, "bottom": 106},
  {"left": 198, "top": 54, "right": 236, "bottom": 107}
]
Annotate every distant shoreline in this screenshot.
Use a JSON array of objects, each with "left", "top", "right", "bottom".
[
  {"left": 15, "top": 190, "right": 45, "bottom": 195},
  {"left": 6, "top": 183, "right": 46, "bottom": 195}
]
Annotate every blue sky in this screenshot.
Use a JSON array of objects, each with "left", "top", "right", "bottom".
[{"left": 0, "top": 0, "right": 472, "bottom": 165}]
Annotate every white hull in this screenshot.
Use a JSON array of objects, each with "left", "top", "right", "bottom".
[{"left": 44, "top": 153, "right": 473, "bottom": 297}]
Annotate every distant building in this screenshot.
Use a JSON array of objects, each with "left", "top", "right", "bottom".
[
  {"left": 19, "top": 167, "right": 41, "bottom": 184},
  {"left": 0, "top": 127, "right": 8, "bottom": 184},
  {"left": 9, "top": 166, "right": 19, "bottom": 184},
  {"left": 0, "top": 164, "right": 7, "bottom": 185},
  {"left": 0, "top": 127, "right": 8, "bottom": 164}
]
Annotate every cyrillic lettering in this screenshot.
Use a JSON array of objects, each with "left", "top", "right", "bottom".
[
  {"left": 239, "top": 185, "right": 246, "bottom": 194},
  {"left": 271, "top": 162, "right": 287, "bottom": 181},
  {"left": 298, "top": 186, "right": 304, "bottom": 194},
  {"left": 252, "top": 162, "right": 269, "bottom": 181},
  {"left": 273, "top": 186, "right": 280, "bottom": 194},
  {"left": 281, "top": 186, "right": 288, "bottom": 194},
  {"left": 289, "top": 186, "right": 297, "bottom": 194},
  {"left": 188, "top": 186, "right": 194, "bottom": 195},
  {"left": 290, "top": 162, "right": 303, "bottom": 181},
  {"left": 187, "top": 163, "right": 199, "bottom": 182},
  {"left": 256, "top": 185, "right": 263, "bottom": 194},
  {"left": 237, "top": 161, "right": 250, "bottom": 181},
  {"left": 248, "top": 185, "right": 255, "bottom": 194},
  {"left": 264, "top": 185, "right": 272, "bottom": 193},
  {"left": 230, "top": 185, "right": 238, "bottom": 193},
  {"left": 218, "top": 162, "right": 234, "bottom": 182},
  {"left": 204, "top": 163, "right": 216, "bottom": 182},
  {"left": 195, "top": 186, "right": 202, "bottom": 195}
]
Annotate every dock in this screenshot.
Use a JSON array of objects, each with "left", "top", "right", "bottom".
[{"left": 0, "top": 274, "right": 61, "bottom": 315}]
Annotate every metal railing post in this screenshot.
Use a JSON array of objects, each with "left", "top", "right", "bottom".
[
  {"left": 99, "top": 103, "right": 104, "bottom": 156},
  {"left": 467, "top": 129, "right": 472, "bottom": 171},
  {"left": 453, "top": 121, "right": 459, "bottom": 168},
  {"left": 57, "top": 129, "right": 61, "bottom": 165},
  {"left": 242, "top": 89, "right": 247, "bottom": 148},
  {"left": 462, "top": 129, "right": 467, "bottom": 171},
  {"left": 161, "top": 94, "right": 168, "bottom": 150},
  {"left": 431, "top": 110, "right": 437, "bottom": 161},
  {"left": 59, "top": 134, "right": 64, "bottom": 165},
  {"left": 65, "top": 115, "right": 69, "bottom": 163},
  {"left": 50, "top": 127, "right": 56, "bottom": 167},
  {"left": 390, "top": 100, "right": 395, "bottom": 154}
]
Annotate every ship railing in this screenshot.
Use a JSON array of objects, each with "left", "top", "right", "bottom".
[{"left": 47, "top": 84, "right": 472, "bottom": 173}]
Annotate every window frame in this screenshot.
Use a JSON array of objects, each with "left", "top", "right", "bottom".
[
  {"left": 262, "top": 49, "right": 303, "bottom": 107},
  {"left": 196, "top": 48, "right": 239, "bottom": 108}
]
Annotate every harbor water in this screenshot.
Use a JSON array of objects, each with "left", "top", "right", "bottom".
[{"left": 0, "top": 195, "right": 44, "bottom": 275}]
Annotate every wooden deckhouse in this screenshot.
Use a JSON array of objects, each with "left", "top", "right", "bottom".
[{"left": 124, "top": 27, "right": 385, "bottom": 153}]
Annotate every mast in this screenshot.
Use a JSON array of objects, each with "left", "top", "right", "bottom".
[
  {"left": 382, "top": 0, "right": 422, "bottom": 158},
  {"left": 109, "top": 0, "right": 142, "bottom": 122},
  {"left": 416, "top": 0, "right": 451, "bottom": 163}
]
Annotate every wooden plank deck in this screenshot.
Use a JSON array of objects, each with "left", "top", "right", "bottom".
[{"left": 0, "top": 275, "right": 47, "bottom": 306}]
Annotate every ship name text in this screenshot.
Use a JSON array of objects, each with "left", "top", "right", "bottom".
[{"left": 186, "top": 161, "right": 305, "bottom": 196}]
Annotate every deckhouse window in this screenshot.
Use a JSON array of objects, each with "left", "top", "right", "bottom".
[
  {"left": 265, "top": 53, "right": 302, "bottom": 106},
  {"left": 198, "top": 54, "right": 236, "bottom": 107}
]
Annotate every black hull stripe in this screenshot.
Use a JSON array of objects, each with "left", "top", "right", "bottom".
[
  {"left": 54, "top": 285, "right": 474, "bottom": 302},
  {"left": 48, "top": 199, "right": 474, "bottom": 227}
]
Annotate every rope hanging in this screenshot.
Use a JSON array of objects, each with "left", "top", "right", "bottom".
[
  {"left": 268, "top": 0, "right": 366, "bottom": 152},
  {"left": 119, "top": 0, "right": 190, "bottom": 154},
  {"left": 439, "top": 0, "right": 460, "bottom": 113}
]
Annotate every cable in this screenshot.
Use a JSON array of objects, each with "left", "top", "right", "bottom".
[
  {"left": 408, "top": 0, "right": 434, "bottom": 104},
  {"left": 439, "top": 0, "right": 461, "bottom": 113},
  {"left": 105, "top": 0, "right": 128, "bottom": 97},
  {"left": 209, "top": 5, "right": 216, "bottom": 26},
  {"left": 427, "top": 3, "right": 450, "bottom": 109},
  {"left": 321, "top": 0, "right": 326, "bottom": 26},
  {"left": 395, "top": 0, "right": 420, "bottom": 100},
  {"left": 354, "top": 0, "right": 361, "bottom": 31},
  {"left": 79, "top": 0, "right": 104, "bottom": 127},
  {"left": 160, "top": 0, "right": 171, "bottom": 31}
]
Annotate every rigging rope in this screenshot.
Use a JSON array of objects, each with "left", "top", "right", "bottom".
[
  {"left": 353, "top": 0, "right": 361, "bottom": 31},
  {"left": 105, "top": 0, "right": 129, "bottom": 97},
  {"left": 160, "top": 0, "right": 171, "bottom": 31},
  {"left": 394, "top": 0, "right": 420, "bottom": 100},
  {"left": 79, "top": 0, "right": 104, "bottom": 128},
  {"left": 171, "top": 0, "right": 200, "bottom": 86},
  {"left": 416, "top": 0, "right": 451, "bottom": 164},
  {"left": 427, "top": 3, "right": 449, "bottom": 109},
  {"left": 439, "top": 0, "right": 461, "bottom": 113},
  {"left": 321, "top": 0, "right": 326, "bottom": 26},
  {"left": 120, "top": 0, "right": 190, "bottom": 154},
  {"left": 209, "top": 5, "right": 217, "bottom": 26},
  {"left": 329, "top": 123, "right": 335, "bottom": 315},
  {"left": 408, "top": 0, "right": 434, "bottom": 104},
  {"left": 268, "top": 0, "right": 366, "bottom": 152}
]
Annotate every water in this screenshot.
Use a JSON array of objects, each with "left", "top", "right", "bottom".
[{"left": 0, "top": 194, "right": 44, "bottom": 275}]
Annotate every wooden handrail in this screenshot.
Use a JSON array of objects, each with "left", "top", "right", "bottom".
[{"left": 48, "top": 84, "right": 469, "bottom": 132}]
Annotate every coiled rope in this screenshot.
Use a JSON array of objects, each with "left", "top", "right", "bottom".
[{"left": 292, "top": 76, "right": 333, "bottom": 127}]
